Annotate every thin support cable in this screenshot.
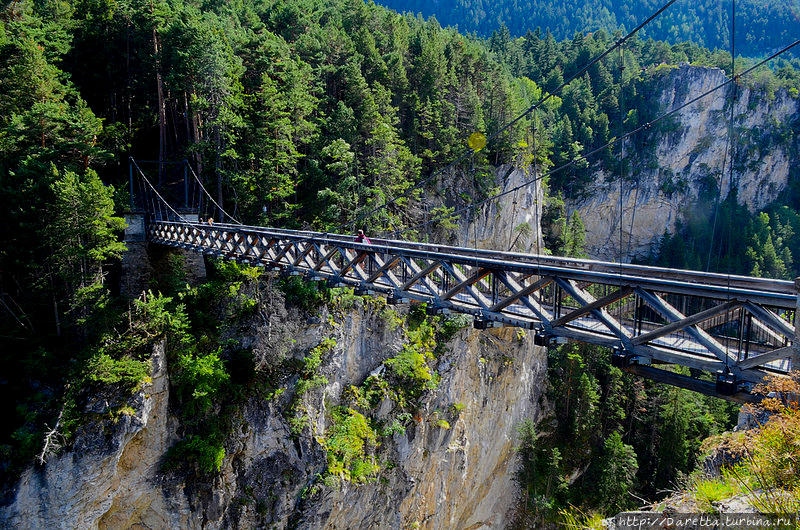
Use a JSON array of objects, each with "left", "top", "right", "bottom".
[
  {"left": 392, "top": 38, "right": 800, "bottom": 241},
  {"left": 186, "top": 163, "right": 242, "bottom": 225},
  {"left": 131, "top": 158, "right": 190, "bottom": 224},
  {"left": 725, "top": 0, "right": 738, "bottom": 371},
  {"left": 618, "top": 43, "right": 626, "bottom": 278}
]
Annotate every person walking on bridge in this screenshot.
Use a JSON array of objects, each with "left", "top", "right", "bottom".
[{"left": 355, "top": 229, "right": 371, "bottom": 244}]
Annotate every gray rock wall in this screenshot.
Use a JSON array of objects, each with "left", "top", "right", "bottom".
[
  {"left": 568, "top": 65, "right": 799, "bottom": 261},
  {"left": 0, "top": 286, "right": 547, "bottom": 529}
]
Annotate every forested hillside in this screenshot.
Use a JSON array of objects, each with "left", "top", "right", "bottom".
[
  {"left": 0, "top": 0, "right": 540, "bottom": 490},
  {"left": 1, "top": 0, "right": 799, "bottom": 524},
  {"left": 375, "top": 0, "right": 800, "bottom": 58}
]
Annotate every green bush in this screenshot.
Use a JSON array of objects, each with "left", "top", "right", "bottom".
[
  {"left": 175, "top": 349, "right": 230, "bottom": 417},
  {"left": 167, "top": 434, "right": 226, "bottom": 473},
  {"left": 85, "top": 353, "right": 150, "bottom": 389},
  {"left": 303, "top": 338, "right": 336, "bottom": 376},
  {"left": 435, "top": 313, "right": 472, "bottom": 345},
  {"left": 385, "top": 317, "right": 439, "bottom": 397},
  {"left": 323, "top": 407, "right": 380, "bottom": 484},
  {"left": 692, "top": 476, "right": 739, "bottom": 512},
  {"left": 277, "top": 276, "right": 328, "bottom": 311}
]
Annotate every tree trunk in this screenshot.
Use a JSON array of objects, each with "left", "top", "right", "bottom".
[
  {"left": 153, "top": 27, "right": 167, "bottom": 187},
  {"left": 126, "top": 18, "right": 132, "bottom": 135},
  {"left": 215, "top": 126, "right": 223, "bottom": 220},
  {"left": 190, "top": 93, "right": 204, "bottom": 173},
  {"left": 52, "top": 295, "right": 61, "bottom": 337}
]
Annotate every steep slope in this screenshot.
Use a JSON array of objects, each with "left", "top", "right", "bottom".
[
  {"left": 569, "top": 65, "right": 800, "bottom": 260},
  {"left": 0, "top": 278, "right": 548, "bottom": 528},
  {"left": 374, "top": 0, "right": 800, "bottom": 58}
]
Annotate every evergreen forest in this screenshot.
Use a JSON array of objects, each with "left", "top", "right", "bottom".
[
  {"left": 1, "top": 0, "right": 799, "bottom": 524},
  {"left": 376, "top": 0, "right": 800, "bottom": 58}
]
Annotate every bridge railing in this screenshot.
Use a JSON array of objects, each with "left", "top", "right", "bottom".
[{"left": 147, "top": 220, "right": 799, "bottom": 402}]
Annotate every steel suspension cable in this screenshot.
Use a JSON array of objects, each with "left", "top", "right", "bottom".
[
  {"left": 131, "top": 158, "right": 190, "bottom": 223},
  {"left": 724, "top": 0, "right": 738, "bottom": 372},
  {"left": 186, "top": 163, "right": 242, "bottom": 225},
  {"left": 390, "top": 38, "right": 800, "bottom": 242}
]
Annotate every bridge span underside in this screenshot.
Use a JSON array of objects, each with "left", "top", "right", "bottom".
[{"left": 148, "top": 221, "right": 799, "bottom": 403}]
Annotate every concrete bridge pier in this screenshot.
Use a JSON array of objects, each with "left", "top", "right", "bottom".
[{"left": 121, "top": 213, "right": 206, "bottom": 298}]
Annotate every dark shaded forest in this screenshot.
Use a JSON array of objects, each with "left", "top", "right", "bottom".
[{"left": 375, "top": 0, "right": 800, "bottom": 58}]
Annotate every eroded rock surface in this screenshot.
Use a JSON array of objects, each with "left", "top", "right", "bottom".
[
  {"left": 569, "top": 65, "right": 799, "bottom": 260},
  {"left": 0, "top": 294, "right": 546, "bottom": 529}
]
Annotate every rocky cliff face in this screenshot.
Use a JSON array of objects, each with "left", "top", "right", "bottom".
[
  {"left": 569, "top": 65, "right": 799, "bottom": 260},
  {"left": 0, "top": 284, "right": 547, "bottom": 529},
  {"left": 463, "top": 164, "right": 546, "bottom": 254}
]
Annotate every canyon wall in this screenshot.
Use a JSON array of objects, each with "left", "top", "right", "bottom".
[
  {"left": 569, "top": 65, "right": 799, "bottom": 260},
  {"left": 0, "top": 286, "right": 547, "bottom": 529}
]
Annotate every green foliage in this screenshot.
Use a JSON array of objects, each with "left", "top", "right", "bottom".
[
  {"left": 592, "top": 431, "right": 638, "bottom": 513},
  {"left": 692, "top": 476, "right": 739, "bottom": 512},
  {"left": 166, "top": 434, "right": 226, "bottom": 474},
  {"left": 277, "top": 276, "right": 329, "bottom": 312},
  {"left": 543, "top": 195, "right": 587, "bottom": 257},
  {"left": 85, "top": 354, "right": 150, "bottom": 389},
  {"left": 557, "top": 507, "right": 604, "bottom": 530},
  {"left": 449, "top": 402, "right": 466, "bottom": 415},
  {"left": 302, "top": 338, "right": 336, "bottom": 376},
  {"left": 385, "top": 317, "right": 439, "bottom": 397},
  {"left": 435, "top": 313, "right": 472, "bottom": 346},
  {"left": 651, "top": 195, "right": 800, "bottom": 279},
  {"left": 720, "top": 374, "right": 800, "bottom": 514},
  {"left": 514, "top": 343, "right": 738, "bottom": 524},
  {"left": 175, "top": 349, "right": 230, "bottom": 417},
  {"left": 515, "top": 419, "right": 568, "bottom": 519},
  {"left": 45, "top": 170, "right": 127, "bottom": 297},
  {"left": 322, "top": 407, "right": 380, "bottom": 484},
  {"left": 287, "top": 338, "right": 335, "bottom": 436},
  {"left": 376, "top": 0, "right": 800, "bottom": 60},
  {"left": 157, "top": 263, "right": 266, "bottom": 475},
  {"left": 152, "top": 253, "right": 189, "bottom": 299},
  {"left": 380, "top": 415, "right": 410, "bottom": 437},
  {"left": 2, "top": 0, "right": 798, "bottom": 501}
]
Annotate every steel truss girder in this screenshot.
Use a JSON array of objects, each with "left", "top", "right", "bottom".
[{"left": 147, "top": 221, "right": 797, "bottom": 392}]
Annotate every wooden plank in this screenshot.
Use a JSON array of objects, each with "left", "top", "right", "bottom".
[
  {"left": 737, "top": 345, "right": 795, "bottom": 370},
  {"left": 490, "top": 276, "right": 552, "bottom": 312},
  {"left": 400, "top": 260, "right": 440, "bottom": 291},
  {"left": 439, "top": 262, "right": 491, "bottom": 309},
  {"left": 292, "top": 242, "right": 315, "bottom": 266},
  {"left": 494, "top": 272, "right": 552, "bottom": 324},
  {"left": 743, "top": 302, "right": 794, "bottom": 338},
  {"left": 313, "top": 245, "right": 340, "bottom": 272},
  {"left": 636, "top": 288, "right": 737, "bottom": 365},
  {"left": 272, "top": 240, "right": 296, "bottom": 263},
  {"left": 632, "top": 300, "right": 739, "bottom": 346},
  {"left": 338, "top": 248, "right": 368, "bottom": 279},
  {"left": 556, "top": 278, "right": 631, "bottom": 343},
  {"left": 441, "top": 268, "right": 491, "bottom": 301},
  {"left": 551, "top": 286, "right": 633, "bottom": 329},
  {"left": 367, "top": 255, "right": 401, "bottom": 283}
]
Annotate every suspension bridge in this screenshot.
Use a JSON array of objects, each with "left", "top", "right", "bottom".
[
  {"left": 140, "top": 216, "right": 797, "bottom": 403},
  {"left": 126, "top": 0, "right": 800, "bottom": 403}
]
